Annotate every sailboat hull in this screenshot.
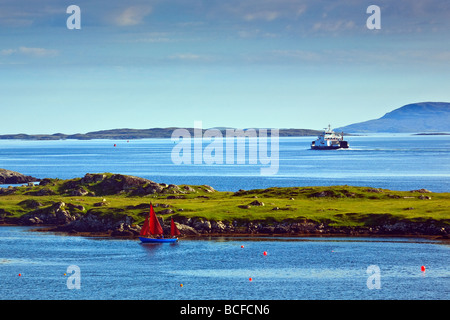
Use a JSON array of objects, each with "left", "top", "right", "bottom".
[{"left": 139, "top": 237, "right": 178, "bottom": 243}]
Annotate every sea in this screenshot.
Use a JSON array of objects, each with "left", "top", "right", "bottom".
[{"left": 0, "top": 135, "right": 449, "bottom": 301}]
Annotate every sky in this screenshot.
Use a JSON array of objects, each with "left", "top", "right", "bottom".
[{"left": 0, "top": 0, "right": 449, "bottom": 134}]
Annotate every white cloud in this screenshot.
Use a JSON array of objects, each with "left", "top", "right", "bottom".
[
  {"left": 244, "top": 11, "right": 280, "bottom": 22},
  {"left": 312, "top": 20, "right": 356, "bottom": 32},
  {"left": 114, "top": 6, "right": 152, "bottom": 26},
  {"left": 169, "top": 53, "right": 205, "bottom": 60},
  {"left": 1, "top": 46, "right": 59, "bottom": 57}
]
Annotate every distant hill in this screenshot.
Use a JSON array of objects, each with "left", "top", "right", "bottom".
[
  {"left": 335, "top": 102, "right": 450, "bottom": 133},
  {"left": 0, "top": 128, "right": 322, "bottom": 140}
]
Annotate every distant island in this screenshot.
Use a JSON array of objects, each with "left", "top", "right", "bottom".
[
  {"left": 0, "top": 128, "right": 322, "bottom": 140},
  {"left": 2, "top": 101, "right": 449, "bottom": 139},
  {"left": 335, "top": 102, "right": 450, "bottom": 133}
]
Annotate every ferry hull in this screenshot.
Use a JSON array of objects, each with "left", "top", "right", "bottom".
[{"left": 311, "top": 141, "right": 349, "bottom": 150}]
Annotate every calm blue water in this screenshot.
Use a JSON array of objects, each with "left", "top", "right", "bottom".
[
  {"left": 0, "top": 135, "right": 449, "bottom": 300},
  {"left": 0, "top": 226, "right": 449, "bottom": 300},
  {"left": 0, "top": 135, "right": 449, "bottom": 192}
]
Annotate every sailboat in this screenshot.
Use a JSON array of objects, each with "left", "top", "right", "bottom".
[{"left": 139, "top": 203, "right": 180, "bottom": 243}]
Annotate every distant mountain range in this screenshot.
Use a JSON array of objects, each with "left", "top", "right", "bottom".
[
  {"left": 335, "top": 102, "right": 450, "bottom": 133},
  {"left": 0, "top": 128, "right": 322, "bottom": 140}
]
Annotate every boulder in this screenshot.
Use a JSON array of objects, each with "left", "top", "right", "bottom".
[
  {"left": 0, "top": 168, "right": 40, "bottom": 184},
  {"left": 249, "top": 200, "right": 264, "bottom": 206}
]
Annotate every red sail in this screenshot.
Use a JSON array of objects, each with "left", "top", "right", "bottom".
[
  {"left": 139, "top": 214, "right": 150, "bottom": 236},
  {"left": 171, "top": 218, "right": 180, "bottom": 236},
  {"left": 149, "top": 203, "right": 163, "bottom": 235}
]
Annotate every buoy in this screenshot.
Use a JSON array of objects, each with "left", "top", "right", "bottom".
[
  {"left": 18, "top": 273, "right": 21, "bottom": 277},
  {"left": 241, "top": 245, "right": 244, "bottom": 248},
  {"left": 421, "top": 265, "right": 426, "bottom": 272},
  {"left": 249, "top": 277, "right": 253, "bottom": 282},
  {"left": 64, "top": 273, "right": 66, "bottom": 276},
  {"left": 263, "top": 251, "right": 267, "bottom": 256},
  {"left": 180, "top": 284, "right": 183, "bottom": 287},
  {"left": 114, "top": 144, "right": 116, "bottom": 147}
]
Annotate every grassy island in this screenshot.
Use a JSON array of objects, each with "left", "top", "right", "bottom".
[{"left": 0, "top": 173, "right": 449, "bottom": 238}]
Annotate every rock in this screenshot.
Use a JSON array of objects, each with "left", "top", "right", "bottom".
[
  {"left": 174, "top": 223, "right": 199, "bottom": 235},
  {"left": 418, "top": 195, "right": 431, "bottom": 200},
  {"left": 0, "top": 168, "right": 40, "bottom": 184},
  {"left": 249, "top": 200, "right": 264, "bottom": 206},
  {"left": 36, "top": 188, "right": 56, "bottom": 196},
  {"left": 144, "top": 183, "right": 164, "bottom": 194},
  {"left": 182, "top": 185, "right": 196, "bottom": 192},
  {"left": 18, "top": 199, "right": 43, "bottom": 209},
  {"left": 81, "top": 173, "right": 106, "bottom": 184},
  {"left": 67, "top": 203, "right": 85, "bottom": 211},
  {"left": 93, "top": 201, "right": 108, "bottom": 207},
  {"left": 166, "top": 195, "right": 186, "bottom": 199},
  {"left": 95, "top": 174, "right": 154, "bottom": 195},
  {"left": 158, "top": 209, "right": 174, "bottom": 215},
  {"left": 20, "top": 201, "right": 77, "bottom": 225},
  {"left": 309, "top": 191, "right": 333, "bottom": 198},
  {"left": 366, "top": 188, "right": 384, "bottom": 193},
  {"left": 71, "top": 188, "right": 89, "bottom": 196},
  {"left": 39, "top": 178, "right": 55, "bottom": 186},
  {"left": 164, "top": 184, "right": 182, "bottom": 194},
  {"left": 201, "top": 185, "right": 216, "bottom": 193},
  {"left": 410, "top": 189, "right": 432, "bottom": 193}
]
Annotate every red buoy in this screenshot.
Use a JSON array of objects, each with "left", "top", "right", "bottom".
[
  {"left": 241, "top": 245, "right": 244, "bottom": 248},
  {"left": 249, "top": 277, "right": 253, "bottom": 282},
  {"left": 421, "top": 265, "right": 426, "bottom": 272},
  {"left": 263, "top": 251, "right": 267, "bottom": 256}
]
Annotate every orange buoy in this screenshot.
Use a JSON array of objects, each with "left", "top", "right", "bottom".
[
  {"left": 180, "top": 284, "right": 183, "bottom": 287},
  {"left": 421, "top": 265, "right": 426, "bottom": 272}
]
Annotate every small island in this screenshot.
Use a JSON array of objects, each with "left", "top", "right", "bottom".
[{"left": 0, "top": 172, "right": 448, "bottom": 239}]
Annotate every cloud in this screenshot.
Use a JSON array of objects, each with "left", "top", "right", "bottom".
[
  {"left": 312, "top": 20, "right": 356, "bottom": 32},
  {"left": 114, "top": 6, "right": 152, "bottom": 26},
  {"left": 169, "top": 53, "right": 208, "bottom": 61},
  {"left": 243, "top": 11, "right": 280, "bottom": 22},
  {"left": 1, "top": 46, "right": 59, "bottom": 57}
]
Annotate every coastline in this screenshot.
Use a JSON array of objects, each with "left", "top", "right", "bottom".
[
  {"left": 19, "top": 222, "right": 449, "bottom": 241},
  {"left": 1, "top": 172, "right": 449, "bottom": 241}
]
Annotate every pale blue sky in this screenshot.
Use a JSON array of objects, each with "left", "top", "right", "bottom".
[{"left": 0, "top": 0, "right": 449, "bottom": 134}]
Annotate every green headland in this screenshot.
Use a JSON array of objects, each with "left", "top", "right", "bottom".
[{"left": 0, "top": 173, "right": 449, "bottom": 239}]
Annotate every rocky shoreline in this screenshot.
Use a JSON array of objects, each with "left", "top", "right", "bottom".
[{"left": 8, "top": 204, "right": 449, "bottom": 240}]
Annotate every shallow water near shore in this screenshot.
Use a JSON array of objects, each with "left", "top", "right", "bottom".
[{"left": 1, "top": 226, "right": 448, "bottom": 300}]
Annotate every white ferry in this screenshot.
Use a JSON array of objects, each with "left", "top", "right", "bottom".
[{"left": 311, "top": 125, "right": 349, "bottom": 150}]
